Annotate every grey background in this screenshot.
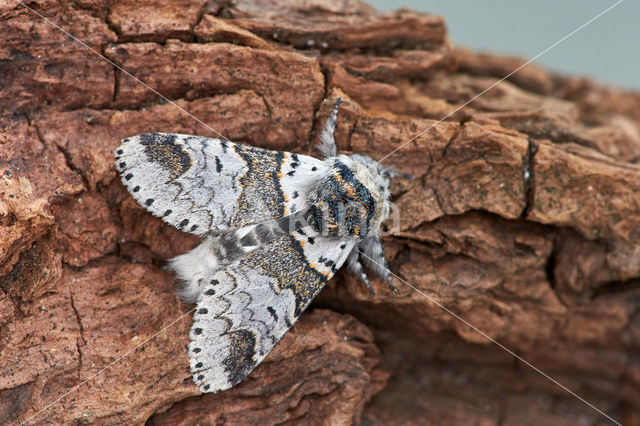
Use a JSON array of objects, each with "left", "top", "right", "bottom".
[{"left": 368, "top": 0, "right": 640, "bottom": 91}]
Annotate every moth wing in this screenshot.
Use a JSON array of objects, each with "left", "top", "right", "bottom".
[
  {"left": 188, "top": 230, "right": 356, "bottom": 393},
  {"left": 115, "top": 132, "right": 326, "bottom": 235}
]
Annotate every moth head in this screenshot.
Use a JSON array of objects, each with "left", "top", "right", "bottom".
[{"left": 342, "top": 154, "right": 393, "bottom": 233}]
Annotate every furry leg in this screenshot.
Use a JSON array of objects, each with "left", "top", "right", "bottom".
[
  {"left": 360, "top": 236, "right": 398, "bottom": 292},
  {"left": 346, "top": 249, "right": 375, "bottom": 295}
]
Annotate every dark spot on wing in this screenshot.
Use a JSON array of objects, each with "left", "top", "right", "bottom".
[
  {"left": 205, "top": 288, "right": 215, "bottom": 296},
  {"left": 145, "top": 198, "right": 154, "bottom": 206},
  {"left": 266, "top": 306, "right": 278, "bottom": 321},
  {"left": 215, "top": 156, "right": 223, "bottom": 173},
  {"left": 222, "top": 329, "right": 257, "bottom": 387},
  {"left": 139, "top": 133, "right": 192, "bottom": 180},
  {"left": 133, "top": 186, "right": 140, "bottom": 192},
  {"left": 292, "top": 191, "right": 299, "bottom": 199},
  {"left": 198, "top": 308, "right": 208, "bottom": 315},
  {"left": 125, "top": 173, "right": 133, "bottom": 180},
  {"left": 163, "top": 209, "right": 172, "bottom": 217},
  {"left": 319, "top": 257, "right": 337, "bottom": 273},
  {"left": 194, "top": 327, "right": 203, "bottom": 335},
  {"left": 180, "top": 218, "right": 190, "bottom": 229}
]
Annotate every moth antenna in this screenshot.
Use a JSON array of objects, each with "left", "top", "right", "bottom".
[{"left": 317, "top": 97, "right": 342, "bottom": 158}]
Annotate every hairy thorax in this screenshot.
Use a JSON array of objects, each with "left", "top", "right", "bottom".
[{"left": 308, "top": 154, "right": 390, "bottom": 240}]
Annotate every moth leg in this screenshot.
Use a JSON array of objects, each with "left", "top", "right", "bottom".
[
  {"left": 317, "top": 97, "right": 343, "bottom": 158},
  {"left": 360, "top": 235, "right": 398, "bottom": 293},
  {"left": 346, "top": 249, "right": 375, "bottom": 296}
]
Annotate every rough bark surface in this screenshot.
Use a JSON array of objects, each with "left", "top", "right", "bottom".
[{"left": 1, "top": 0, "right": 640, "bottom": 424}]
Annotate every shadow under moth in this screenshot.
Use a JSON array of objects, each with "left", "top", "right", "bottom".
[{"left": 114, "top": 98, "right": 397, "bottom": 393}]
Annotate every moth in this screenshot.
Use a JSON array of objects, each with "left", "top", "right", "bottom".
[{"left": 114, "top": 98, "right": 397, "bottom": 393}]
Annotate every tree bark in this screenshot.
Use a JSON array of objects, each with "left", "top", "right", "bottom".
[{"left": 2, "top": 0, "right": 640, "bottom": 424}]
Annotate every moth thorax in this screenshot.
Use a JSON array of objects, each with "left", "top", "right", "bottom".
[{"left": 308, "top": 161, "right": 375, "bottom": 239}]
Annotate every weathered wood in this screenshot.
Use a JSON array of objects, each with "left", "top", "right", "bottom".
[{"left": 1, "top": 0, "right": 639, "bottom": 424}]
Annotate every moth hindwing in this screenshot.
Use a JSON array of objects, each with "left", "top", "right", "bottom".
[{"left": 115, "top": 98, "right": 396, "bottom": 392}]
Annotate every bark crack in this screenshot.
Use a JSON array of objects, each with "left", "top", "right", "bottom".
[
  {"left": 346, "top": 115, "right": 359, "bottom": 153},
  {"left": 305, "top": 65, "right": 329, "bottom": 152},
  {"left": 192, "top": 0, "right": 212, "bottom": 30},
  {"left": 431, "top": 188, "right": 447, "bottom": 216},
  {"left": 441, "top": 122, "right": 462, "bottom": 158},
  {"left": 29, "top": 115, "right": 90, "bottom": 191},
  {"left": 592, "top": 276, "right": 640, "bottom": 299},
  {"left": 521, "top": 137, "right": 538, "bottom": 218},
  {"left": 544, "top": 239, "right": 557, "bottom": 291},
  {"left": 111, "top": 63, "right": 121, "bottom": 105},
  {"left": 56, "top": 143, "right": 90, "bottom": 190},
  {"left": 104, "top": 9, "right": 123, "bottom": 41},
  {"left": 68, "top": 286, "right": 85, "bottom": 376}
]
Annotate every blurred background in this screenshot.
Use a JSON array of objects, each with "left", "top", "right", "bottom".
[{"left": 369, "top": 0, "right": 640, "bottom": 90}]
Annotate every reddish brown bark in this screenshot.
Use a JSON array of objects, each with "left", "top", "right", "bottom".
[{"left": 2, "top": 0, "right": 640, "bottom": 424}]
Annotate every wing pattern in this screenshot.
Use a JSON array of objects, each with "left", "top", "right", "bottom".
[
  {"left": 115, "top": 132, "right": 325, "bottom": 235},
  {"left": 189, "top": 228, "right": 354, "bottom": 392}
]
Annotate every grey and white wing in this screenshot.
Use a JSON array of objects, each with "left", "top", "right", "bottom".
[
  {"left": 188, "top": 228, "right": 356, "bottom": 393},
  {"left": 115, "top": 132, "right": 327, "bottom": 235}
]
